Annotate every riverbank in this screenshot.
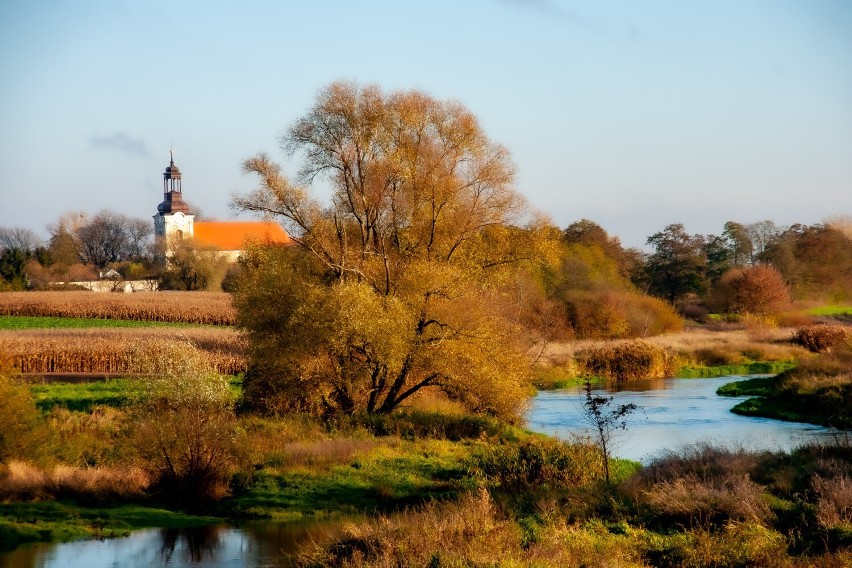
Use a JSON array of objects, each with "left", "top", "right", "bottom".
[
  {"left": 718, "top": 351, "right": 852, "bottom": 429},
  {"left": 3, "top": 372, "right": 852, "bottom": 566}
]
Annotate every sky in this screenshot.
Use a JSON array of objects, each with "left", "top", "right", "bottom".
[{"left": 1, "top": 0, "right": 850, "bottom": 249}]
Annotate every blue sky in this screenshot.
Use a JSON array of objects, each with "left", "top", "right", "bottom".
[{"left": 1, "top": 0, "right": 850, "bottom": 248}]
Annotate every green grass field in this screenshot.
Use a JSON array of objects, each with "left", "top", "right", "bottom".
[
  {"left": 29, "top": 377, "right": 244, "bottom": 412},
  {"left": 29, "top": 379, "right": 140, "bottom": 412},
  {"left": 807, "top": 305, "right": 852, "bottom": 316},
  {"left": 0, "top": 315, "right": 198, "bottom": 330}
]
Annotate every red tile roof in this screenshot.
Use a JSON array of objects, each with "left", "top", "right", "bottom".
[{"left": 193, "top": 221, "right": 291, "bottom": 251}]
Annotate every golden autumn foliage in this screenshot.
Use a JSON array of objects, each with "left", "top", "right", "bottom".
[
  {"left": 0, "top": 291, "right": 237, "bottom": 325},
  {"left": 233, "top": 82, "right": 551, "bottom": 420}
]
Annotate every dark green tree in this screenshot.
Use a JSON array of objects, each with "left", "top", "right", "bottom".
[
  {"left": 644, "top": 223, "right": 706, "bottom": 305},
  {"left": 0, "top": 247, "right": 28, "bottom": 289}
]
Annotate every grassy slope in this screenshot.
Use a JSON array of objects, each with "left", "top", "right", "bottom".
[{"left": 718, "top": 374, "right": 851, "bottom": 428}]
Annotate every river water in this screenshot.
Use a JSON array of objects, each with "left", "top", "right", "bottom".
[
  {"left": 528, "top": 375, "right": 840, "bottom": 463},
  {"left": 2, "top": 375, "right": 841, "bottom": 568}
]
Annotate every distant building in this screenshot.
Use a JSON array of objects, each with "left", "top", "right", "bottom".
[{"left": 153, "top": 151, "right": 290, "bottom": 260}]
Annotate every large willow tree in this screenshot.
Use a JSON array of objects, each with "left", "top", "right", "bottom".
[{"left": 232, "top": 81, "right": 553, "bottom": 420}]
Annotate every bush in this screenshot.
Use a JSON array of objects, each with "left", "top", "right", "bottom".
[
  {"left": 624, "top": 446, "right": 773, "bottom": 527},
  {"left": 469, "top": 438, "right": 602, "bottom": 490},
  {"left": 709, "top": 266, "right": 791, "bottom": 316},
  {"left": 130, "top": 344, "right": 246, "bottom": 506},
  {"left": 577, "top": 340, "right": 676, "bottom": 382},
  {"left": 564, "top": 290, "right": 682, "bottom": 339},
  {"left": 794, "top": 324, "right": 851, "bottom": 353},
  {"left": 812, "top": 474, "right": 852, "bottom": 530},
  {"left": 0, "top": 374, "right": 48, "bottom": 463}
]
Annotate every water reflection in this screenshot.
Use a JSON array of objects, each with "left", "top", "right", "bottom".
[
  {"left": 158, "top": 526, "right": 225, "bottom": 564},
  {"left": 0, "top": 520, "right": 341, "bottom": 568}
]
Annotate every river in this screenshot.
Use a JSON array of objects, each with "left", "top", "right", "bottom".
[
  {"left": 527, "top": 375, "right": 840, "bottom": 463},
  {"left": 1, "top": 375, "right": 840, "bottom": 568}
]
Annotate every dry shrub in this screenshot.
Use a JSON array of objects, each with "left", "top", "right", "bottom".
[
  {"left": 794, "top": 324, "right": 852, "bottom": 353},
  {"left": 577, "top": 340, "right": 676, "bottom": 382},
  {"left": 775, "top": 310, "right": 816, "bottom": 328},
  {"left": 303, "top": 491, "right": 650, "bottom": 567},
  {"left": 0, "top": 327, "right": 247, "bottom": 375},
  {"left": 693, "top": 347, "right": 748, "bottom": 366},
  {"left": 648, "top": 327, "right": 807, "bottom": 367},
  {"left": 0, "top": 460, "right": 149, "bottom": 501},
  {"left": 525, "top": 521, "right": 647, "bottom": 568},
  {"left": 0, "top": 291, "right": 237, "bottom": 325},
  {"left": 638, "top": 474, "right": 771, "bottom": 526},
  {"left": 626, "top": 445, "right": 772, "bottom": 527},
  {"left": 680, "top": 301, "right": 710, "bottom": 323},
  {"left": 812, "top": 474, "right": 852, "bottom": 530},
  {"left": 300, "top": 490, "right": 526, "bottom": 567},
  {"left": 774, "top": 352, "right": 852, "bottom": 422}
]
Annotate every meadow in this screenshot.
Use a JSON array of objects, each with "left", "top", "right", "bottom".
[{"left": 0, "top": 291, "right": 850, "bottom": 566}]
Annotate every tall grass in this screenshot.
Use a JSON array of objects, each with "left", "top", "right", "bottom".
[{"left": 0, "top": 461, "right": 149, "bottom": 502}]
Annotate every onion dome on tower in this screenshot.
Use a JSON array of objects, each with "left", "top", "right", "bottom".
[{"left": 157, "top": 150, "right": 191, "bottom": 214}]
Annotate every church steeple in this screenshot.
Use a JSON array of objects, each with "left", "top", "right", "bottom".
[{"left": 157, "top": 150, "right": 190, "bottom": 214}]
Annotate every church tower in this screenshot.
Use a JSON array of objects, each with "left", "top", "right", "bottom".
[{"left": 153, "top": 150, "right": 194, "bottom": 249}]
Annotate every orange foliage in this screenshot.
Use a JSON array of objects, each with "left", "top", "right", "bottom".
[{"left": 564, "top": 290, "right": 682, "bottom": 339}]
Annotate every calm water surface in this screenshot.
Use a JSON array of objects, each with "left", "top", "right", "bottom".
[
  {"left": 527, "top": 375, "right": 839, "bottom": 463},
  {"left": 0, "top": 522, "right": 334, "bottom": 568},
  {"left": 3, "top": 375, "right": 840, "bottom": 567}
]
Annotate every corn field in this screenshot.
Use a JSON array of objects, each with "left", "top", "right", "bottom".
[
  {"left": 0, "top": 291, "right": 237, "bottom": 325},
  {"left": 0, "top": 328, "right": 247, "bottom": 375}
]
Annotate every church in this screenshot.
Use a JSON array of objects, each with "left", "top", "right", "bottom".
[{"left": 153, "top": 152, "right": 290, "bottom": 260}]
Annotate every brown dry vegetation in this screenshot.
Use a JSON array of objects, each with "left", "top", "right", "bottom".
[
  {"left": 0, "top": 327, "right": 247, "bottom": 375},
  {"left": 795, "top": 324, "right": 852, "bottom": 353},
  {"left": 0, "top": 460, "right": 149, "bottom": 502},
  {"left": 0, "top": 291, "right": 237, "bottom": 325},
  {"left": 576, "top": 340, "right": 677, "bottom": 382}
]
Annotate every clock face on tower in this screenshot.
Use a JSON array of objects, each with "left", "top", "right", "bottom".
[{"left": 172, "top": 212, "right": 185, "bottom": 229}]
